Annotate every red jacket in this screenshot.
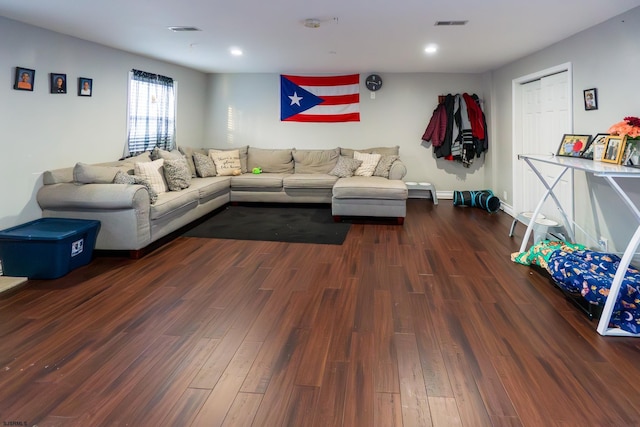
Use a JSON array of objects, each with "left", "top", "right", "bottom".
[{"left": 422, "top": 103, "right": 447, "bottom": 147}]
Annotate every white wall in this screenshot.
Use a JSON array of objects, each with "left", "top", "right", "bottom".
[
  {"left": 490, "top": 7, "right": 640, "bottom": 253},
  {"left": 205, "top": 72, "right": 490, "bottom": 191},
  {"left": 0, "top": 17, "right": 208, "bottom": 230}
]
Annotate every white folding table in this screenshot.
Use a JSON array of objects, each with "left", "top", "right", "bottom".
[{"left": 518, "top": 154, "right": 640, "bottom": 337}]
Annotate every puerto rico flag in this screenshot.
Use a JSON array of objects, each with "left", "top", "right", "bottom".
[{"left": 280, "top": 74, "right": 360, "bottom": 122}]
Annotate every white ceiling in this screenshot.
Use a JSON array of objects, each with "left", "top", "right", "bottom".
[{"left": 1, "top": 0, "right": 639, "bottom": 74}]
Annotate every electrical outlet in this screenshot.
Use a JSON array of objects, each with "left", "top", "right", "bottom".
[
  {"left": 503, "top": 191, "right": 508, "bottom": 201},
  {"left": 598, "top": 236, "right": 608, "bottom": 252}
]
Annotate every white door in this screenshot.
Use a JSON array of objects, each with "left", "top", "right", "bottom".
[{"left": 515, "top": 68, "right": 573, "bottom": 228}]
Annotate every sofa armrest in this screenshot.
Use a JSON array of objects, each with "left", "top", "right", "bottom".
[
  {"left": 37, "top": 183, "right": 150, "bottom": 210},
  {"left": 388, "top": 159, "right": 407, "bottom": 180}
]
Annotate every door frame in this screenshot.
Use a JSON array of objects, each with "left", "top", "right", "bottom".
[{"left": 512, "top": 62, "right": 573, "bottom": 216}]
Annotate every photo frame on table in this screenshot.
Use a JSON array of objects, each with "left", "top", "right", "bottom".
[
  {"left": 78, "top": 77, "right": 92, "bottom": 97},
  {"left": 14, "top": 67, "right": 35, "bottom": 91},
  {"left": 602, "top": 135, "right": 626, "bottom": 164},
  {"left": 581, "top": 133, "right": 609, "bottom": 160},
  {"left": 556, "top": 134, "right": 592, "bottom": 158},
  {"left": 50, "top": 73, "right": 67, "bottom": 94},
  {"left": 621, "top": 138, "right": 640, "bottom": 168},
  {"left": 584, "top": 88, "right": 598, "bottom": 111}
]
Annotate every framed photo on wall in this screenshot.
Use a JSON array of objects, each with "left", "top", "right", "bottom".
[
  {"left": 14, "top": 67, "right": 35, "bottom": 91},
  {"left": 584, "top": 88, "right": 597, "bottom": 110},
  {"left": 50, "top": 73, "right": 67, "bottom": 94},
  {"left": 556, "top": 134, "right": 592, "bottom": 157},
  {"left": 78, "top": 77, "right": 92, "bottom": 97},
  {"left": 602, "top": 135, "right": 626, "bottom": 164}
]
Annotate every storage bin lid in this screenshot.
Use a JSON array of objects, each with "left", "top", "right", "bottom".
[{"left": 0, "top": 218, "right": 100, "bottom": 241}]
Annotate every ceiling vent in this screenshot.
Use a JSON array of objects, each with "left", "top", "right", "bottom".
[
  {"left": 435, "top": 20, "right": 468, "bottom": 26},
  {"left": 168, "top": 26, "right": 202, "bottom": 32}
]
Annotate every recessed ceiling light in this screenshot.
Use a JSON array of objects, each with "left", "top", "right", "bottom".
[
  {"left": 424, "top": 44, "right": 438, "bottom": 54},
  {"left": 230, "top": 47, "right": 243, "bottom": 56},
  {"left": 168, "top": 26, "right": 202, "bottom": 32}
]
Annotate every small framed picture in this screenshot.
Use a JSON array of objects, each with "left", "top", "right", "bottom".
[
  {"left": 78, "top": 77, "right": 92, "bottom": 97},
  {"left": 581, "top": 133, "right": 609, "bottom": 159},
  {"left": 50, "top": 73, "right": 67, "bottom": 94},
  {"left": 14, "top": 67, "right": 35, "bottom": 91},
  {"left": 602, "top": 135, "right": 626, "bottom": 164},
  {"left": 584, "top": 88, "right": 597, "bottom": 110},
  {"left": 556, "top": 134, "right": 592, "bottom": 157},
  {"left": 621, "top": 138, "right": 640, "bottom": 168}
]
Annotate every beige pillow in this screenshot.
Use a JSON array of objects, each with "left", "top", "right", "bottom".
[
  {"left": 73, "top": 163, "right": 120, "bottom": 184},
  {"left": 134, "top": 159, "right": 168, "bottom": 194},
  {"left": 353, "top": 151, "right": 382, "bottom": 177},
  {"left": 209, "top": 149, "right": 242, "bottom": 176}
]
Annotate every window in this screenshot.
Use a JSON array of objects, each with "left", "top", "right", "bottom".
[{"left": 125, "top": 69, "right": 176, "bottom": 157}]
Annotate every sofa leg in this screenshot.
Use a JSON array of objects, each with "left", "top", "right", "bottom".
[
  {"left": 333, "top": 215, "right": 341, "bottom": 223},
  {"left": 129, "top": 249, "right": 144, "bottom": 259},
  {"left": 397, "top": 217, "right": 405, "bottom": 225}
]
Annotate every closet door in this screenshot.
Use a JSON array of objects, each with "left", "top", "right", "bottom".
[{"left": 519, "top": 71, "right": 573, "bottom": 226}]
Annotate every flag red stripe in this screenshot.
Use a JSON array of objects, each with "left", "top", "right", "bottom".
[
  {"left": 284, "top": 112, "right": 360, "bottom": 122},
  {"left": 283, "top": 74, "right": 359, "bottom": 86},
  {"left": 319, "top": 94, "right": 360, "bottom": 105}
]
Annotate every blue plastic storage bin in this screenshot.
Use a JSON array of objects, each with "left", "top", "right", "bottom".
[{"left": 0, "top": 218, "right": 101, "bottom": 279}]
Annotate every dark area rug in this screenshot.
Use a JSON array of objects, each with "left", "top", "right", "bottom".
[{"left": 182, "top": 204, "right": 351, "bottom": 245}]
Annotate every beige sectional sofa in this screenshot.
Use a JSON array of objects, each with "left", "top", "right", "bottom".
[{"left": 36, "top": 145, "right": 408, "bottom": 254}]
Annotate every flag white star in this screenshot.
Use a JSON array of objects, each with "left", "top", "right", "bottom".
[{"left": 289, "top": 92, "right": 303, "bottom": 106}]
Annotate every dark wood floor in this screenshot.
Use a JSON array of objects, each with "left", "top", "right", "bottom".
[{"left": 1, "top": 199, "right": 640, "bottom": 427}]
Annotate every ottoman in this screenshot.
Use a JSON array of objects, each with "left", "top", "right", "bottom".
[{"left": 331, "top": 177, "right": 408, "bottom": 224}]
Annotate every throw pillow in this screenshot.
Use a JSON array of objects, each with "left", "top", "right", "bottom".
[
  {"left": 329, "top": 156, "right": 363, "bottom": 178},
  {"left": 134, "top": 159, "right": 168, "bottom": 194},
  {"left": 373, "top": 155, "right": 399, "bottom": 178},
  {"left": 150, "top": 147, "right": 183, "bottom": 162},
  {"left": 73, "top": 162, "right": 120, "bottom": 184},
  {"left": 163, "top": 158, "right": 191, "bottom": 191},
  {"left": 113, "top": 170, "right": 158, "bottom": 204},
  {"left": 193, "top": 152, "right": 217, "bottom": 177},
  {"left": 178, "top": 146, "right": 207, "bottom": 177},
  {"left": 353, "top": 151, "right": 382, "bottom": 177},
  {"left": 209, "top": 149, "right": 242, "bottom": 176}
]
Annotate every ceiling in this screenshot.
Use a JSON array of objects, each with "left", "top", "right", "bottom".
[{"left": 2, "top": 0, "right": 640, "bottom": 74}]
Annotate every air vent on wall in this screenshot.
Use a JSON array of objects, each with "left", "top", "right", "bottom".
[
  {"left": 435, "top": 20, "right": 468, "bottom": 26},
  {"left": 168, "top": 26, "right": 202, "bottom": 32}
]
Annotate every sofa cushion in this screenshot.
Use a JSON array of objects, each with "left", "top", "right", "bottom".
[
  {"left": 163, "top": 158, "right": 192, "bottom": 191},
  {"left": 333, "top": 176, "right": 408, "bottom": 200},
  {"left": 340, "top": 146, "right": 400, "bottom": 158},
  {"left": 329, "top": 156, "right": 363, "bottom": 178},
  {"left": 231, "top": 173, "right": 284, "bottom": 189},
  {"left": 178, "top": 146, "right": 208, "bottom": 177},
  {"left": 134, "top": 159, "right": 168, "bottom": 194},
  {"left": 121, "top": 152, "right": 153, "bottom": 164},
  {"left": 210, "top": 149, "right": 242, "bottom": 176},
  {"left": 193, "top": 152, "right": 217, "bottom": 177},
  {"left": 247, "top": 147, "right": 294, "bottom": 174},
  {"left": 292, "top": 148, "right": 339, "bottom": 174},
  {"left": 113, "top": 170, "right": 159, "bottom": 204},
  {"left": 73, "top": 163, "right": 121, "bottom": 184},
  {"left": 283, "top": 173, "right": 338, "bottom": 189},
  {"left": 149, "top": 188, "right": 199, "bottom": 220},
  {"left": 188, "top": 176, "right": 231, "bottom": 201},
  {"left": 373, "top": 155, "right": 399, "bottom": 178},
  {"left": 353, "top": 151, "right": 381, "bottom": 177}
]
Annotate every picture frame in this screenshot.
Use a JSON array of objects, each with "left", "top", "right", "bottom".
[
  {"left": 621, "top": 138, "right": 640, "bottom": 168},
  {"left": 602, "top": 135, "right": 626, "bottom": 164},
  {"left": 581, "top": 133, "right": 609, "bottom": 159},
  {"left": 50, "top": 73, "right": 67, "bottom": 94},
  {"left": 556, "top": 134, "right": 592, "bottom": 158},
  {"left": 584, "top": 88, "right": 598, "bottom": 111},
  {"left": 14, "top": 67, "right": 35, "bottom": 91},
  {"left": 78, "top": 77, "right": 93, "bottom": 97}
]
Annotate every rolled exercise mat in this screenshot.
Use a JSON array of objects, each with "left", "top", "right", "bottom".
[{"left": 453, "top": 190, "right": 501, "bottom": 213}]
